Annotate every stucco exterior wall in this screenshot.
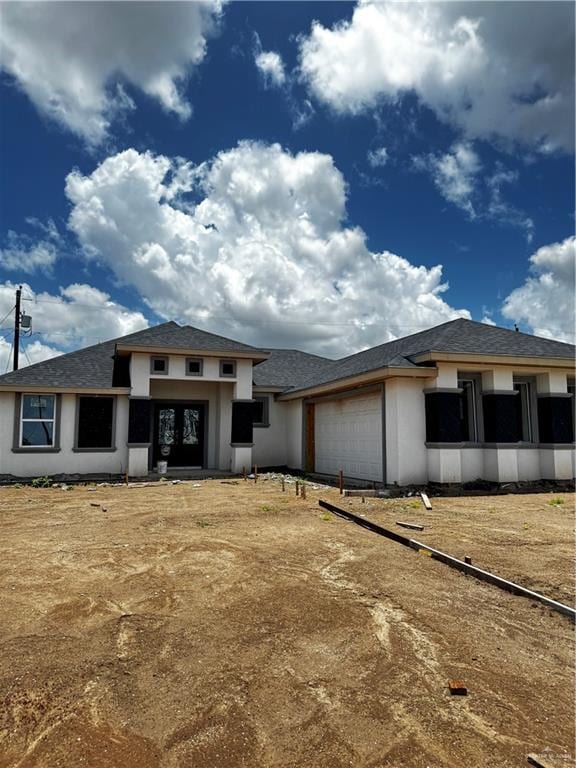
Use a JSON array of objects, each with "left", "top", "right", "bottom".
[
  {"left": 0, "top": 392, "right": 129, "bottom": 478},
  {"left": 252, "top": 394, "right": 290, "bottom": 468},
  {"left": 385, "top": 378, "right": 428, "bottom": 485},
  {"left": 286, "top": 400, "right": 303, "bottom": 471}
]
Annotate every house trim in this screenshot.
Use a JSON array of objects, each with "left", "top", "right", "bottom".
[
  {"left": 278, "top": 367, "right": 436, "bottom": 401},
  {"left": 410, "top": 350, "right": 574, "bottom": 370}
]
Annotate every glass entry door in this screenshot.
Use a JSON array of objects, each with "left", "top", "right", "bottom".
[{"left": 153, "top": 403, "right": 205, "bottom": 467}]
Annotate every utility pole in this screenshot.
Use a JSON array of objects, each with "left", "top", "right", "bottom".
[{"left": 13, "top": 285, "right": 21, "bottom": 371}]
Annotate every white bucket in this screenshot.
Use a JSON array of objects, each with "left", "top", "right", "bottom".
[{"left": 157, "top": 460, "right": 168, "bottom": 475}]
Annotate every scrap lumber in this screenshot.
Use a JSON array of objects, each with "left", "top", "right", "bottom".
[
  {"left": 527, "top": 754, "right": 567, "bottom": 768},
  {"left": 344, "top": 489, "right": 377, "bottom": 498},
  {"left": 396, "top": 521, "right": 425, "bottom": 531},
  {"left": 318, "top": 500, "right": 576, "bottom": 622},
  {"left": 448, "top": 679, "right": 467, "bottom": 695},
  {"left": 420, "top": 492, "right": 432, "bottom": 510}
]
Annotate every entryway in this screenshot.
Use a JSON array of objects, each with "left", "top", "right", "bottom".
[{"left": 152, "top": 402, "right": 206, "bottom": 468}]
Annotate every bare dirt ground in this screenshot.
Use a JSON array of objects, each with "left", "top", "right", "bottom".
[{"left": 0, "top": 479, "right": 574, "bottom": 768}]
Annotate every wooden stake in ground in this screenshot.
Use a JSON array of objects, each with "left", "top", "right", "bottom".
[
  {"left": 125, "top": 470, "right": 129, "bottom": 486},
  {"left": 301, "top": 483, "right": 306, "bottom": 500},
  {"left": 242, "top": 466, "right": 246, "bottom": 481},
  {"left": 254, "top": 465, "right": 258, "bottom": 483},
  {"left": 338, "top": 470, "right": 344, "bottom": 495},
  {"left": 281, "top": 477, "right": 285, "bottom": 492},
  {"left": 295, "top": 480, "right": 300, "bottom": 496}
]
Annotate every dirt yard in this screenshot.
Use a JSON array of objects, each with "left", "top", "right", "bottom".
[{"left": 0, "top": 479, "right": 574, "bottom": 768}]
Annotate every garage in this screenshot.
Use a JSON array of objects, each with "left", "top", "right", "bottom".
[{"left": 314, "top": 392, "right": 383, "bottom": 482}]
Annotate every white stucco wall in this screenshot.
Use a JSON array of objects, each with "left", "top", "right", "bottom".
[
  {"left": 385, "top": 378, "right": 428, "bottom": 485},
  {"left": 286, "top": 400, "right": 303, "bottom": 470},
  {"left": 0, "top": 392, "right": 129, "bottom": 478},
  {"left": 252, "top": 394, "right": 290, "bottom": 468}
]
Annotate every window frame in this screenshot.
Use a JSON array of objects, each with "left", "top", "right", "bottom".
[
  {"left": 150, "top": 356, "right": 169, "bottom": 375},
  {"left": 219, "top": 359, "right": 237, "bottom": 378},
  {"left": 253, "top": 395, "right": 270, "bottom": 428},
  {"left": 513, "top": 377, "right": 538, "bottom": 443},
  {"left": 14, "top": 393, "right": 60, "bottom": 452},
  {"left": 74, "top": 395, "right": 117, "bottom": 452},
  {"left": 185, "top": 357, "right": 204, "bottom": 377},
  {"left": 458, "top": 371, "right": 484, "bottom": 445}
]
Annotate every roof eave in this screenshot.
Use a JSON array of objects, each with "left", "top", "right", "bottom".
[
  {"left": 411, "top": 350, "right": 575, "bottom": 368},
  {"left": 116, "top": 343, "right": 269, "bottom": 361},
  {"left": 0, "top": 385, "right": 131, "bottom": 394},
  {"left": 277, "top": 365, "right": 437, "bottom": 401}
]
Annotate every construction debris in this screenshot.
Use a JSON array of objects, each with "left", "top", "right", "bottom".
[
  {"left": 344, "top": 489, "right": 377, "bottom": 498},
  {"left": 420, "top": 492, "right": 432, "bottom": 510},
  {"left": 448, "top": 679, "right": 468, "bottom": 696},
  {"left": 396, "top": 521, "right": 425, "bottom": 531}
]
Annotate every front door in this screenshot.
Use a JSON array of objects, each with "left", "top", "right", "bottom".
[{"left": 153, "top": 403, "right": 205, "bottom": 468}]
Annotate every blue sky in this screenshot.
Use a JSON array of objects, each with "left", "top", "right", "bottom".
[{"left": 0, "top": 1, "right": 574, "bottom": 367}]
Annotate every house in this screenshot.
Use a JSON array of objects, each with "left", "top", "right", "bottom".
[{"left": 0, "top": 318, "right": 574, "bottom": 485}]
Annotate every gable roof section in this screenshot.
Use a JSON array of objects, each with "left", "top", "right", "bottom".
[
  {"left": 283, "top": 318, "right": 575, "bottom": 394},
  {"left": 114, "top": 321, "right": 268, "bottom": 354},
  {"left": 253, "top": 349, "right": 334, "bottom": 389},
  {"left": 0, "top": 321, "right": 268, "bottom": 390}
]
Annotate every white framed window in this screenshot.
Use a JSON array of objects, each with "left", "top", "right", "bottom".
[
  {"left": 457, "top": 377, "right": 479, "bottom": 441},
  {"left": 186, "top": 357, "right": 203, "bottom": 376},
  {"left": 151, "top": 356, "right": 169, "bottom": 375},
  {"left": 219, "top": 359, "right": 236, "bottom": 378},
  {"left": 253, "top": 395, "right": 270, "bottom": 428},
  {"left": 20, "top": 394, "right": 56, "bottom": 447},
  {"left": 514, "top": 380, "right": 534, "bottom": 442}
]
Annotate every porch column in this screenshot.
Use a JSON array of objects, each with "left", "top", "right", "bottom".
[
  {"left": 424, "top": 364, "right": 462, "bottom": 484},
  {"left": 127, "top": 397, "right": 151, "bottom": 477},
  {"left": 230, "top": 360, "right": 254, "bottom": 474},
  {"left": 536, "top": 372, "right": 573, "bottom": 480},
  {"left": 481, "top": 368, "right": 519, "bottom": 482}
]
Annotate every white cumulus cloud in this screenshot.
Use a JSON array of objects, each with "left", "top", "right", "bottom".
[
  {"left": 415, "top": 142, "right": 481, "bottom": 218},
  {"left": 367, "top": 147, "right": 389, "bottom": 168},
  {"left": 65, "top": 142, "right": 470, "bottom": 356},
  {"left": 299, "top": 1, "right": 575, "bottom": 152},
  {"left": 0, "top": 281, "right": 149, "bottom": 371},
  {"left": 0, "top": 1, "right": 223, "bottom": 144},
  {"left": 255, "top": 50, "right": 287, "bottom": 88},
  {"left": 502, "top": 236, "right": 576, "bottom": 343}
]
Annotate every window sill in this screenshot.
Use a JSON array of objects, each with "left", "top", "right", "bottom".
[
  {"left": 12, "top": 447, "right": 60, "bottom": 453},
  {"left": 73, "top": 447, "right": 117, "bottom": 453}
]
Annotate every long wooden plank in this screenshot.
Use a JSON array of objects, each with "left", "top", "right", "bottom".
[{"left": 318, "top": 500, "right": 576, "bottom": 622}]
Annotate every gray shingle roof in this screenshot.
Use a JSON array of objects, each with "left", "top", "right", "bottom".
[
  {"left": 0, "top": 318, "right": 572, "bottom": 393},
  {"left": 0, "top": 321, "right": 267, "bottom": 390},
  {"left": 253, "top": 349, "right": 334, "bottom": 388},
  {"left": 115, "top": 321, "right": 268, "bottom": 353},
  {"left": 285, "top": 318, "right": 575, "bottom": 393}
]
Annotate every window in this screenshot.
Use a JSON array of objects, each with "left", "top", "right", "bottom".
[
  {"left": 457, "top": 379, "right": 478, "bottom": 441},
  {"left": 151, "top": 356, "right": 168, "bottom": 375},
  {"left": 20, "top": 394, "right": 56, "bottom": 447},
  {"left": 219, "top": 360, "right": 236, "bottom": 377},
  {"left": 514, "top": 381, "right": 534, "bottom": 441},
  {"left": 253, "top": 395, "right": 270, "bottom": 428},
  {"left": 76, "top": 396, "right": 115, "bottom": 450},
  {"left": 186, "top": 358, "right": 203, "bottom": 376}
]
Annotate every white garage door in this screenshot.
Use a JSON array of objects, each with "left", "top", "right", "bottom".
[{"left": 315, "top": 393, "right": 383, "bottom": 482}]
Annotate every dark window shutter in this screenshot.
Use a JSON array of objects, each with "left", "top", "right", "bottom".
[
  {"left": 78, "top": 397, "right": 114, "bottom": 448},
  {"left": 538, "top": 397, "right": 574, "bottom": 443},
  {"left": 425, "top": 393, "right": 462, "bottom": 442},
  {"left": 112, "top": 355, "right": 131, "bottom": 387},
  {"left": 231, "top": 401, "right": 259, "bottom": 444},
  {"left": 128, "top": 399, "right": 152, "bottom": 444},
  {"left": 483, "top": 394, "right": 521, "bottom": 442}
]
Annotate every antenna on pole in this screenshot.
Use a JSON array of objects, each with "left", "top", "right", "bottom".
[{"left": 13, "top": 285, "right": 21, "bottom": 371}]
